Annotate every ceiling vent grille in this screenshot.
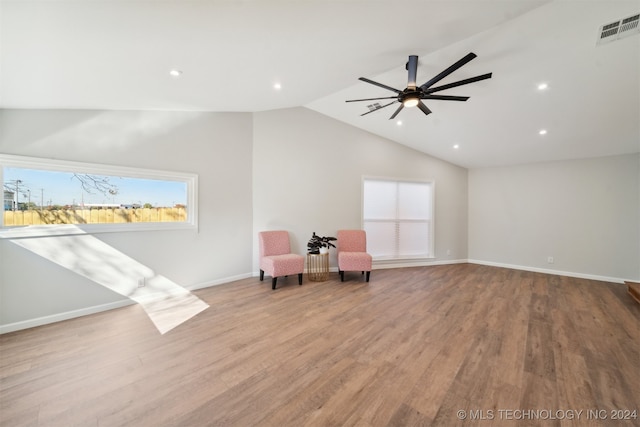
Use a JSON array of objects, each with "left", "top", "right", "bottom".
[{"left": 597, "top": 13, "right": 639, "bottom": 45}]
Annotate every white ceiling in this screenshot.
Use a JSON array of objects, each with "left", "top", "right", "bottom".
[{"left": 1, "top": 0, "right": 639, "bottom": 168}]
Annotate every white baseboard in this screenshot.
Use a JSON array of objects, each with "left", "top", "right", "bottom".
[
  {"left": 250, "top": 259, "right": 467, "bottom": 277},
  {"left": 0, "top": 299, "right": 135, "bottom": 335},
  {"left": 467, "top": 259, "right": 630, "bottom": 284},
  {"left": 373, "top": 258, "right": 468, "bottom": 270},
  {"left": 1, "top": 272, "right": 255, "bottom": 335},
  {"left": 187, "top": 273, "right": 254, "bottom": 291}
]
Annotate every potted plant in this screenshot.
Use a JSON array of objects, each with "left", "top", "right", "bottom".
[{"left": 307, "top": 232, "right": 337, "bottom": 254}]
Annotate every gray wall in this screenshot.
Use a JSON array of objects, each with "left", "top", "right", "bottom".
[
  {"left": 468, "top": 154, "right": 640, "bottom": 281},
  {"left": 252, "top": 107, "right": 468, "bottom": 270},
  {"left": 0, "top": 107, "right": 468, "bottom": 331},
  {"left": 0, "top": 109, "right": 254, "bottom": 329},
  {"left": 2, "top": 107, "right": 638, "bottom": 332}
]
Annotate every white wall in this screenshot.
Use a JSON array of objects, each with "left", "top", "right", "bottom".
[
  {"left": 468, "top": 154, "right": 640, "bottom": 281},
  {"left": 252, "top": 107, "right": 469, "bottom": 270},
  {"left": 4, "top": 106, "right": 635, "bottom": 332},
  {"left": 0, "top": 109, "right": 254, "bottom": 329},
  {"left": 1, "top": 107, "right": 468, "bottom": 331}
]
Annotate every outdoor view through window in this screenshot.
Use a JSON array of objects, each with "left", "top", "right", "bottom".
[{"left": 3, "top": 166, "right": 189, "bottom": 227}]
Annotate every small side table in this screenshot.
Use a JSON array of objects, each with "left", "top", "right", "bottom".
[{"left": 307, "top": 253, "right": 329, "bottom": 281}]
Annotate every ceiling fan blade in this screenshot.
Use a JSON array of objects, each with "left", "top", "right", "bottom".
[
  {"left": 407, "top": 55, "right": 418, "bottom": 89},
  {"left": 360, "top": 101, "right": 397, "bottom": 116},
  {"left": 419, "top": 52, "right": 477, "bottom": 90},
  {"left": 359, "top": 77, "right": 402, "bottom": 94},
  {"left": 420, "top": 94, "right": 470, "bottom": 101},
  {"left": 346, "top": 96, "right": 398, "bottom": 103},
  {"left": 425, "top": 73, "right": 492, "bottom": 94},
  {"left": 417, "top": 101, "right": 432, "bottom": 116},
  {"left": 389, "top": 104, "right": 404, "bottom": 120}
]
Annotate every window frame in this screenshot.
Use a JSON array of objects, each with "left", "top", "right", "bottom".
[
  {"left": 361, "top": 176, "right": 435, "bottom": 261},
  {"left": 0, "top": 154, "right": 198, "bottom": 237}
]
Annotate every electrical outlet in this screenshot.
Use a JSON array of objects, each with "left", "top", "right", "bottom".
[
  {"left": 138, "top": 277, "right": 145, "bottom": 288},
  {"left": 547, "top": 256, "right": 554, "bottom": 264},
  {"left": 446, "top": 249, "right": 451, "bottom": 256}
]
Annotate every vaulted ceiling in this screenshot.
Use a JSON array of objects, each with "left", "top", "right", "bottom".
[{"left": 1, "top": 0, "right": 638, "bottom": 168}]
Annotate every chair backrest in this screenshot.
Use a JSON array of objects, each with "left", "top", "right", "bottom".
[
  {"left": 337, "top": 230, "right": 367, "bottom": 253},
  {"left": 259, "top": 231, "right": 292, "bottom": 258}
]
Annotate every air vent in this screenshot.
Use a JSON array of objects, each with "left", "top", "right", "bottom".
[
  {"left": 367, "top": 102, "right": 382, "bottom": 112},
  {"left": 597, "top": 13, "right": 639, "bottom": 45}
]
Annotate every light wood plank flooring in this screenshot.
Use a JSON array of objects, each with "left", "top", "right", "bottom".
[{"left": 1, "top": 264, "right": 638, "bottom": 426}]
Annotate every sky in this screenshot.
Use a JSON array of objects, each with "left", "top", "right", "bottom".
[{"left": 3, "top": 167, "right": 187, "bottom": 208}]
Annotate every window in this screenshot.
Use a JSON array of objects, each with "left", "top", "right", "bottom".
[
  {"left": 1, "top": 154, "right": 197, "bottom": 235},
  {"left": 362, "top": 178, "right": 434, "bottom": 259}
]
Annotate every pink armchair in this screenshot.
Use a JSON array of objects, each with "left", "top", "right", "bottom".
[
  {"left": 337, "top": 229, "right": 372, "bottom": 282},
  {"left": 259, "top": 231, "right": 304, "bottom": 290}
]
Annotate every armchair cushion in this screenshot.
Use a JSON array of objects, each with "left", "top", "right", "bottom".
[
  {"left": 260, "top": 253, "right": 305, "bottom": 278},
  {"left": 338, "top": 251, "right": 372, "bottom": 272}
]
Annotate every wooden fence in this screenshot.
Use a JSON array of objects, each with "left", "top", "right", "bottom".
[{"left": 3, "top": 207, "right": 187, "bottom": 226}]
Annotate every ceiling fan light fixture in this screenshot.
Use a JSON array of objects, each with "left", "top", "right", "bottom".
[
  {"left": 403, "top": 97, "right": 419, "bottom": 108},
  {"left": 347, "top": 52, "right": 492, "bottom": 120}
]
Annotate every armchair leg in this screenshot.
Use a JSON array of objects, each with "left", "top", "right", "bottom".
[
  {"left": 340, "top": 270, "right": 344, "bottom": 282},
  {"left": 298, "top": 273, "right": 303, "bottom": 285},
  {"left": 260, "top": 270, "right": 264, "bottom": 281},
  {"left": 272, "top": 277, "right": 277, "bottom": 290},
  {"left": 366, "top": 271, "right": 370, "bottom": 282}
]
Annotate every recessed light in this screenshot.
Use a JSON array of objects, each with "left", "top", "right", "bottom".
[
  {"left": 537, "top": 83, "right": 548, "bottom": 90},
  {"left": 539, "top": 129, "right": 547, "bottom": 135},
  {"left": 396, "top": 120, "right": 402, "bottom": 126},
  {"left": 273, "top": 83, "right": 282, "bottom": 90},
  {"left": 169, "top": 69, "right": 182, "bottom": 78},
  {"left": 453, "top": 144, "right": 460, "bottom": 149}
]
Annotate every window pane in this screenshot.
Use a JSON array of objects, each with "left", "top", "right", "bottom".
[
  {"left": 398, "top": 182, "right": 431, "bottom": 220},
  {"left": 363, "top": 178, "right": 434, "bottom": 260},
  {"left": 363, "top": 221, "right": 396, "bottom": 258},
  {"left": 4, "top": 168, "right": 186, "bottom": 208},
  {"left": 363, "top": 180, "right": 396, "bottom": 219},
  {"left": 399, "top": 222, "right": 431, "bottom": 257},
  {"left": 1, "top": 154, "right": 196, "bottom": 233}
]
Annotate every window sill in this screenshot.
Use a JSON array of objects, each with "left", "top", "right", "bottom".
[{"left": 0, "top": 222, "right": 197, "bottom": 239}]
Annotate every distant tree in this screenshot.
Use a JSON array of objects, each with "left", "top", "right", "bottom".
[
  {"left": 72, "top": 174, "right": 118, "bottom": 197},
  {"left": 143, "top": 203, "right": 153, "bottom": 208}
]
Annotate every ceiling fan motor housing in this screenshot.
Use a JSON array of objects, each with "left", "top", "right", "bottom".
[{"left": 399, "top": 88, "right": 422, "bottom": 106}]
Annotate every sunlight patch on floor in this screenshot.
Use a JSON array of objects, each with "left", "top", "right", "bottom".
[{"left": 5, "top": 226, "right": 208, "bottom": 334}]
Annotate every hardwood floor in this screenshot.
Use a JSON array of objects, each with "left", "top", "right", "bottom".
[{"left": 1, "top": 264, "right": 638, "bottom": 426}]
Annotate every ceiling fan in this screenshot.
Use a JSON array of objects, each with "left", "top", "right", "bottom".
[{"left": 346, "top": 52, "right": 492, "bottom": 119}]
